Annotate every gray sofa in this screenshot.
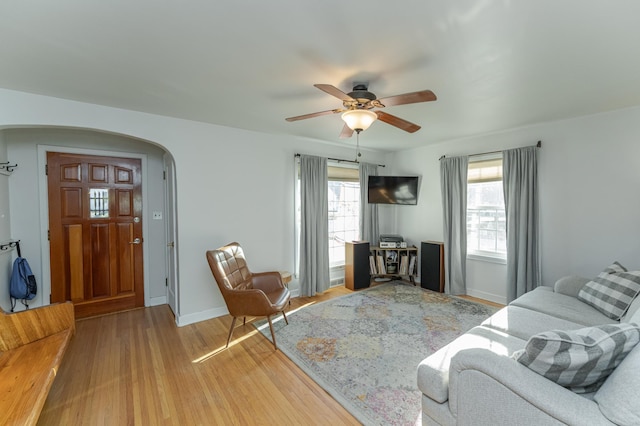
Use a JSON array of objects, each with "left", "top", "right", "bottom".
[{"left": 418, "top": 276, "right": 640, "bottom": 425}]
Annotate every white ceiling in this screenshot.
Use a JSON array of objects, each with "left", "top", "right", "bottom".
[{"left": 2, "top": 1, "right": 640, "bottom": 152}]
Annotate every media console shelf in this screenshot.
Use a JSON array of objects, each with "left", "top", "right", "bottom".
[{"left": 369, "top": 246, "right": 418, "bottom": 284}]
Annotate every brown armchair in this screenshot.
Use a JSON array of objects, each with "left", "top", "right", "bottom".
[{"left": 206, "top": 242, "right": 290, "bottom": 350}]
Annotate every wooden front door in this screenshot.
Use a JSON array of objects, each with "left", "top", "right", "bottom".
[{"left": 47, "top": 152, "right": 144, "bottom": 318}]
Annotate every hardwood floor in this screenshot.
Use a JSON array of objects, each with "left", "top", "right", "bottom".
[
  {"left": 39, "top": 284, "right": 501, "bottom": 425},
  {"left": 458, "top": 294, "right": 504, "bottom": 309},
  {"left": 39, "top": 286, "right": 359, "bottom": 426}
]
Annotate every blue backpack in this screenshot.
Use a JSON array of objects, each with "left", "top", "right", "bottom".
[{"left": 10, "top": 256, "right": 37, "bottom": 311}]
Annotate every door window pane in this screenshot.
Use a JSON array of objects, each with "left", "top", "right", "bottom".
[{"left": 89, "top": 188, "right": 109, "bottom": 218}]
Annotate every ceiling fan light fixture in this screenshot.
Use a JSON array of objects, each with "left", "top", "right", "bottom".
[{"left": 341, "top": 109, "right": 377, "bottom": 132}]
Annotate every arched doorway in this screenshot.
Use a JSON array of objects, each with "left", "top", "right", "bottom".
[{"left": 3, "top": 127, "right": 179, "bottom": 318}]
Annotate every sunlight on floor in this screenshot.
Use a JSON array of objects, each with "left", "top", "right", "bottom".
[
  {"left": 297, "top": 297, "right": 323, "bottom": 309},
  {"left": 191, "top": 299, "right": 319, "bottom": 364},
  {"left": 191, "top": 329, "right": 262, "bottom": 363}
]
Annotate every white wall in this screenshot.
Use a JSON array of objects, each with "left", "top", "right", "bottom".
[
  {"left": 392, "top": 106, "right": 640, "bottom": 304},
  {"left": 0, "top": 132, "right": 14, "bottom": 312},
  {"left": 4, "top": 87, "right": 636, "bottom": 314},
  {"left": 0, "top": 88, "right": 388, "bottom": 325}
]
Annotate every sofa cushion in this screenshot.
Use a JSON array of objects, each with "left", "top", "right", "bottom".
[
  {"left": 513, "top": 323, "right": 640, "bottom": 393},
  {"left": 594, "top": 342, "right": 640, "bottom": 425},
  {"left": 482, "top": 306, "right": 585, "bottom": 341},
  {"left": 578, "top": 262, "right": 640, "bottom": 320},
  {"left": 417, "top": 325, "right": 526, "bottom": 403},
  {"left": 510, "top": 287, "right": 615, "bottom": 326},
  {"left": 626, "top": 303, "right": 640, "bottom": 324}
]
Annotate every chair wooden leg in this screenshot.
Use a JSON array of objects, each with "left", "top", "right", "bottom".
[
  {"left": 267, "top": 315, "right": 277, "bottom": 350},
  {"left": 281, "top": 309, "right": 288, "bottom": 325},
  {"left": 226, "top": 317, "right": 237, "bottom": 348}
]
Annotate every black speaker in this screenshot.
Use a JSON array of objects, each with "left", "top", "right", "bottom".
[
  {"left": 345, "top": 241, "right": 370, "bottom": 290},
  {"left": 421, "top": 241, "right": 444, "bottom": 292}
]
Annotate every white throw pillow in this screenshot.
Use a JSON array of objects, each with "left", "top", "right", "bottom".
[
  {"left": 578, "top": 262, "right": 640, "bottom": 320},
  {"left": 512, "top": 323, "right": 640, "bottom": 393}
]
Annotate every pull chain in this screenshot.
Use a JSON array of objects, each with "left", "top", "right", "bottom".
[{"left": 355, "top": 130, "right": 362, "bottom": 162}]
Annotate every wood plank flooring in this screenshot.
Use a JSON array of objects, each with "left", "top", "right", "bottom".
[
  {"left": 39, "top": 287, "right": 359, "bottom": 426},
  {"left": 39, "top": 284, "right": 502, "bottom": 425}
]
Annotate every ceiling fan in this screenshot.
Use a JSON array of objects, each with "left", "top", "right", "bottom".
[{"left": 285, "top": 83, "right": 437, "bottom": 138}]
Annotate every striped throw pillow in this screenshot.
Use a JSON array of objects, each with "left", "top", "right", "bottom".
[
  {"left": 578, "top": 262, "right": 640, "bottom": 320},
  {"left": 513, "top": 323, "right": 640, "bottom": 393},
  {"left": 600, "top": 261, "right": 627, "bottom": 274}
]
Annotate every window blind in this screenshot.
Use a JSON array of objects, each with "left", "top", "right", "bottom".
[
  {"left": 295, "top": 161, "right": 359, "bottom": 182},
  {"left": 327, "top": 165, "right": 359, "bottom": 182},
  {"left": 468, "top": 158, "right": 503, "bottom": 183}
]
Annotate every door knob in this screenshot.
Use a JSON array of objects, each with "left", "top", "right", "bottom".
[{"left": 130, "top": 238, "right": 141, "bottom": 245}]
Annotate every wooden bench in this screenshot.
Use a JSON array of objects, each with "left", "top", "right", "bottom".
[{"left": 0, "top": 302, "right": 75, "bottom": 426}]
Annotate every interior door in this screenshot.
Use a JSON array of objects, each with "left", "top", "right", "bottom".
[
  {"left": 47, "top": 152, "right": 144, "bottom": 318},
  {"left": 164, "top": 154, "right": 178, "bottom": 317}
]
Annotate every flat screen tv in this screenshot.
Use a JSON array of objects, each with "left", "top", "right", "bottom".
[{"left": 368, "top": 176, "right": 419, "bottom": 205}]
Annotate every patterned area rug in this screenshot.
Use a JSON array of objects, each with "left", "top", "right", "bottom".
[{"left": 255, "top": 282, "right": 499, "bottom": 426}]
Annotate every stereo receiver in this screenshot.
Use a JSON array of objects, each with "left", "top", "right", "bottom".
[{"left": 379, "top": 242, "right": 399, "bottom": 248}]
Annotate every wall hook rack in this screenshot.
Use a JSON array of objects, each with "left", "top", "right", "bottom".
[
  {"left": 0, "top": 161, "right": 18, "bottom": 173},
  {"left": 0, "top": 240, "right": 20, "bottom": 255}
]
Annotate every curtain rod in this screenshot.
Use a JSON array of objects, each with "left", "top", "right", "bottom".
[
  {"left": 294, "top": 153, "right": 385, "bottom": 167},
  {"left": 439, "top": 141, "right": 541, "bottom": 161}
]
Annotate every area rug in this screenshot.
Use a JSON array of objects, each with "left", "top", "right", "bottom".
[{"left": 255, "top": 282, "right": 499, "bottom": 426}]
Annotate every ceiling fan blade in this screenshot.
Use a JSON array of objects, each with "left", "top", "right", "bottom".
[
  {"left": 339, "top": 124, "right": 354, "bottom": 139},
  {"left": 285, "top": 108, "right": 342, "bottom": 122},
  {"left": 377, "top": 90, "right": 436, "bottom": 107},
  {"left": 314, "top": 84, "right": 354, "bottom": 101},
  {"left": 376, "top": 111, "right": 421, "bottom": 133}
]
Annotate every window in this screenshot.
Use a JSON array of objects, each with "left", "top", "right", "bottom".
[
  {"left": 327, "top": 165, "right": 360, "bottom": 267},
  {"left": 294, "top": 162, "right": 360, "bottom": 272},
  {"left": 467, "top": 156, "right": 506, "bottom": 260}
]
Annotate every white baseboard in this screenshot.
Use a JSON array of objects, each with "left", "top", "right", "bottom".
[
  {"left": 176, "top": 306, "right": 229, "bottom": 327},
  {"left": 148, "top": 296, "right": 167, "bottom": 307},
  {"left": 174, "top": 284, "right": 302, "bottom": 327},
  {"left": 465, "top": 288, "right": 507, "bottom": 306}
]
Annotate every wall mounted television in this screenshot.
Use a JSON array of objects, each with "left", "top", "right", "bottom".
[{"left": 368, "top": 176, "right": 420, "bottom": 205}]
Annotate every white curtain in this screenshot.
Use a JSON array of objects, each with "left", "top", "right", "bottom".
[
  {"left": 359, "top": 162, "right": 379, "bottom": 246},
  {"left": 503, "top": 146, "right": 540, "bottom": 302},
  {"left": 440, "top": 156, "right": 468, "bottom": 295},
  {"left": 299, "top": 155, "right": 330, "bottom": 296}
]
